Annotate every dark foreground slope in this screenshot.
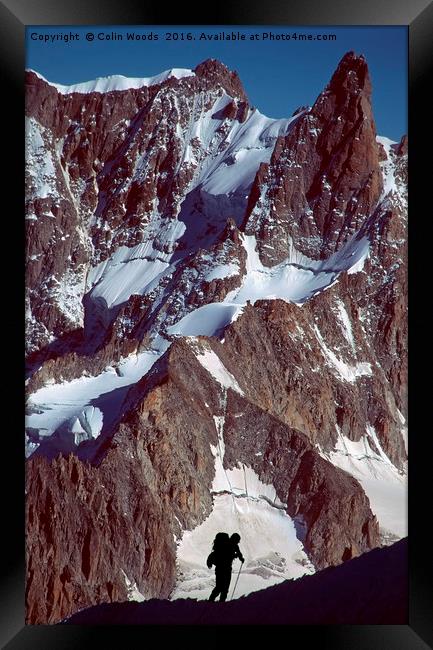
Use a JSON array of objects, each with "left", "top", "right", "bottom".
[{"left": 64, "top": 538, "right": 407, "bottom": 625}]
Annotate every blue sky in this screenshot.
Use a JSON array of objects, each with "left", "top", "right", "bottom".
[{"left": 26, "top": 25, "right": 407, "bottom": 141}]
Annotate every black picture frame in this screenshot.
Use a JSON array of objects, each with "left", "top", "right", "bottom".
[{"left": 3, "top": 0, "right": 431, "bottom": 647}]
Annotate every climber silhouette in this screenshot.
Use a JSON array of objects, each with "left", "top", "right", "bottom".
[{"left": 207, "top": 532, "right": 245, "bottom": 602}]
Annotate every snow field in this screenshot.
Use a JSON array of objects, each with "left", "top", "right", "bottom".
[
  {"left": 167, "top": 303, "right": 244, "bottom": 337},
  {"left": 25, "top": 338, "right": 169, "bottom": 457},
  {"left": 194, "top": 344, "right": 244, "bottom": 395},
  {"left": 169, "top": 232, "right": 371, "bottom": 339},
  {"left": 376, "top": 135, "right": 398, "bottom": 200},
  {"left": 198, "top": 107, "right": 299, "bottom": 195},
  {"left": 29, "top": 68, "right": 196, "bottom": 94},
  {"left": 25, "top": 117, "right": 58, "bottom": 200},
  {"left": 121, "top": 570, "right": 145, "bottom": 602},
  {"left": 320, "top": 425, "right": 407, "bottom": 539},
  {"left": 171, "top": 397, "right": 313, "bottom": 601},
  {"left": 86, "top": 220, "right": 185, "bottom": 310},
  {"left": 204, "top": 262, "right": 240, "bottom": 282},
  {"left": 171, "top": 492, "right": 314, "bottom": 601},
  {"left": 335, "top": 299, "right": 355, "bottom": 351}
]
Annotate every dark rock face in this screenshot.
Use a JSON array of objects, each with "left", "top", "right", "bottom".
[
  {"left": 220, "top": 390, "right": 379, "bottom": 568},
  {"left": 194, "top": 58, "right": 249, "bottom": 105},
  {"left": 216, "top": 294, "right": 406, "bottom": 469},
  {"left": 26, "top": 336, "right": 379, "bottom": 623},
  {"left": 25, "top": 344, "right": 218, "bottom": 623},
  {"left": 25, "top": 52, "right": 407, "bottom": 625},
  {"left": 26, "top": 450, "right": 176, "bottom": 624},
  {"left": 243, "top": 52, "right": 383, "bottom": 265}
]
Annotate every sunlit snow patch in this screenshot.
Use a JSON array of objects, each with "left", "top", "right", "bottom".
[
  {"left": 25, "top": 117, "right": 58, "bottom": 200},
  {"left": 376, "top": 135, "right": 398, "bottom": 200},
  {"left": 204, "top": 262, "right": 240, "bottom": 282},
  {"left": 199, "top": 108, "right": 300, "bottom": 195},
  {"left": 193, "top": 343, "right": 244, "bottom": 395},
  {"left": 334, "top": 299, "right": 355, "bottom": 351},
  {"left": 347, "top": 246, "right": 369, "bottom": 275},
  {"left": 171, "top": 470, "right": 314, "bottom": 602},
  {"left": 396, "top": 409, "right": 408, "bottom": 454},
  {"left": 313, "top": 324, "right": 372, "bottom": 383},
  {"left": 121, "top": 570, "right": 145, "bottom": 602},
  {"left": 25, "top": 338, "right": 169, "bottom": 457},
  {"left": 167, "top": 303, "right": 244, "bottom": 337},
  {"left": 30, "top": 68, "right": 196, "bottom": 94},
  {"left": 320, "top": 425, "right": 407, "bottom": 540}
]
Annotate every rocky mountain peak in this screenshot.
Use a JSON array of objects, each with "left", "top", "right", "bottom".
[
  {"left": 327, "top": 50, "right": 371, "bottom": 96},
  {"left": 243, "top": 50, "right": 383, "bottom": 265},
  {"left": 397, "top": 134, "right": 408, "bottom": 156},
  {"left": 310, "top": 50, "right": 375, "bottom": 135},
  {"left": 194, "top": 58, "right": 248, "bottom": 102}
]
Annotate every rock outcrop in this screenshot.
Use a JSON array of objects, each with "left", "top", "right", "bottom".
[{"left": 243, "top": 52, "right": 383, "bottom": 264}]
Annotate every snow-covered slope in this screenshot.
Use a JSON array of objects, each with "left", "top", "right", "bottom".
[
  {"left": 167, "top": 231, "right": 370, "bottom": 337},
  {"left": 25, "top": 336, "right": 170, "bottom": 458},
  {"left": 28, "top": 68, "right": 196, "bottom": 94},
  {"left": 26, "top": 230, "right": 372, "bottom": 456},
  {"left": 319, "top": 425, "right": 407, "bottom": 542},
  {"left": 196, "top": 105, "right": 299, "bottom": 195},
  {"left": 171, "top": 492, "right": 314, "bottom": 601},
  {"left": 171, "top": 386, "right": 314, "bottom": 601}
]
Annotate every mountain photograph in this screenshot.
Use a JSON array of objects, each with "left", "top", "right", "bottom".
[{"left": 25, "top": 28, "right": 407, "bottom": 625}]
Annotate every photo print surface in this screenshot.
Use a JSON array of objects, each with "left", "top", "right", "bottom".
[{"left": 25, "top": 25, "right": 408, "bottom": 625}]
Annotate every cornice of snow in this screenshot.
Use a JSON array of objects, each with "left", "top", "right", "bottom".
[{"left": 26, "top": 67, "right": 196, "bottom": 94}]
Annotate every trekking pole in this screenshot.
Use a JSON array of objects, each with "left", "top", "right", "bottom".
[{"left": 229, "top": 561, "right": 243, "bottom": 601}]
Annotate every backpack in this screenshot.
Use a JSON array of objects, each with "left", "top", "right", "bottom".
[
  {"left": 207, "top": 532, "right": 230, "bottom": 568},
  {"left": 212, "top": 532, "right": 230, "bottom": 552}
]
